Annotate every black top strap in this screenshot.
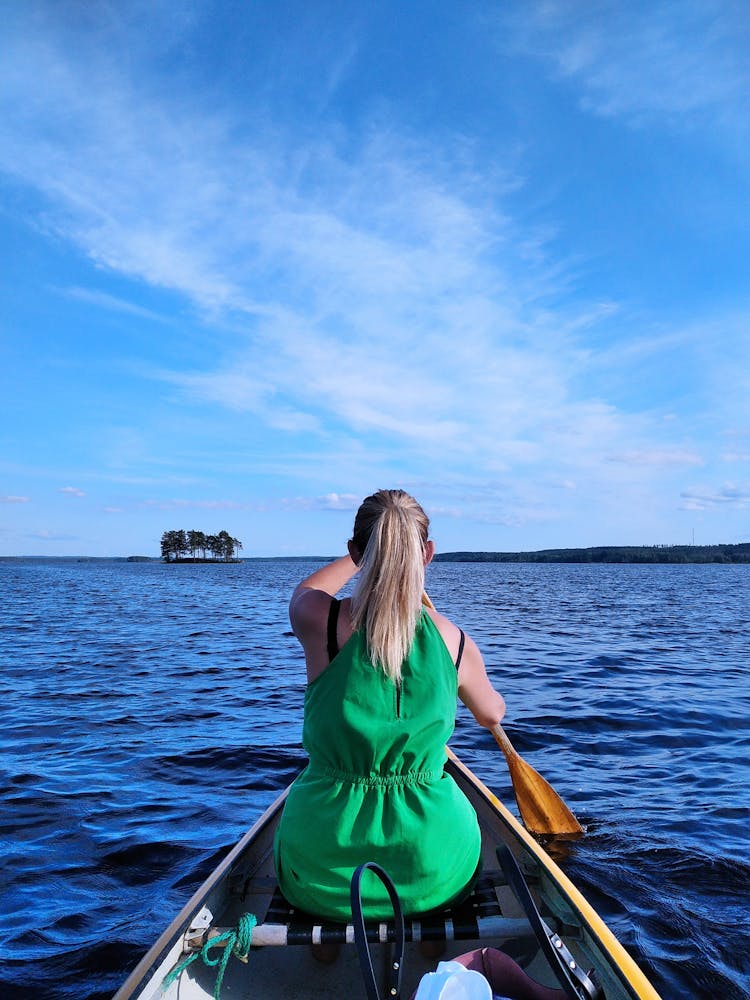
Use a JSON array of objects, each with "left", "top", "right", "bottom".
[
  {"left": 455, "top": 629, "right": 466, "bottom": 671},
  {"left": 327, "top": 598, "right": 341, "bottom": 663}
]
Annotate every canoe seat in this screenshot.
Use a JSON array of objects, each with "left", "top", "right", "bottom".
[{"left": 245, "top": 869, "right": 534, "bottom": 948}]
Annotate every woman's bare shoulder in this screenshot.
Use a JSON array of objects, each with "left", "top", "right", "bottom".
[
  {"left": 289, "top": 586, "right": 332, "bottom": 634},
  {"left": 423, "top": 605, "right": 464, "bottom": 660}
]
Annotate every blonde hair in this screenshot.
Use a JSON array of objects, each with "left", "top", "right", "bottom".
[{"left": 350, "top": 489, "right": 430, "bottom": 684}]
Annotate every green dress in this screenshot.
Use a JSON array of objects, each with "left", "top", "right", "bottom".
[{"left": 273, "top": 610, "right": 481, "bottom": 920}]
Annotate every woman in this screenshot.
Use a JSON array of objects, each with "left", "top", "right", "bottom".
[{"left": 274, "top": 489, "right": 506, "bottom": 921}]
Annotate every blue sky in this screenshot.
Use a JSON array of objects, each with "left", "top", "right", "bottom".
[{"left": 2, "top": 0, "right": 749, "bottom": 557}]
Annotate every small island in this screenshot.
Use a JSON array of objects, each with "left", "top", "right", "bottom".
[
  {"left": 160, "top": 529, "right": 243, "bottom": 562},
  {"left": 434, "top": 543, "right": 750, "bottom": 564}
]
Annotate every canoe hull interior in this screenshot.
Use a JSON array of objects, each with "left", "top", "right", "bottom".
[{"left": 113, "top": 751, "right": 661, "bottom": 1000}]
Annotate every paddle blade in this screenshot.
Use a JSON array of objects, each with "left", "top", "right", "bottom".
[{"left": 492, "top": 724, "right": 584, "bottom": 837}]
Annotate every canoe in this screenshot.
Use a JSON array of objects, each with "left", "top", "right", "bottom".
[{"left": 113, "top": 748, "right": 661, "bottom": 1000}]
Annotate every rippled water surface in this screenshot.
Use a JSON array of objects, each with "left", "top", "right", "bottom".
[{"left": 2, "top": 559, "right": 749, "bottom": 999}]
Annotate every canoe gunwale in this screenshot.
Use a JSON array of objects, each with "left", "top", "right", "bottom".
[
  {"left": 444, "top": 749, "right": 661, "bottom": 1000},
  {"left": 111, "top": 787, "right": 290, "bottom": 1000}
]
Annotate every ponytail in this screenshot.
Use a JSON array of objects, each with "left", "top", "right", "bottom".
[{"left": 350, "top": 490, "right": 430, "bottom": 684}]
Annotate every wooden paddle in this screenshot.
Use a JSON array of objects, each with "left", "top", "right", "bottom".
[
  {"left": 490, "top": 722, "right": 583, "bottom": 837},
  {"left": 422, "top": 592, "right": 584, "bottom": 837}
]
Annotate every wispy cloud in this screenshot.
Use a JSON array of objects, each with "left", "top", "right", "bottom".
[
  {"left": 62, "top": 286, "right": 170, "bottom": 323},
  {"left": 1, "top": 495, "right": 30, "bottom": 503},
  {"left": 59, "top": 486, "right": 86, "bottom": 497},
  {"left": 607, "top": 450, "right": 704, "bottom": 468},
  {"left": 500, "top": 0, "right": 750, "bottom": 135},
  {"left": 280, "top": 493, "right": 361, "bottom": 512},
  {"left": 140, "top": 498, "right": 250, "bottom": 511},
  {"left": 27, "top": 529, "right": 79, "bottom": 542},
  {"left": 681, "top": 483, "right": 750, "bottom": 510}
]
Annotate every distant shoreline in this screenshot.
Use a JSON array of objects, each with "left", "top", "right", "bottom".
[
  {"left": 2, "top": 544, "right": 749, "bottom": 563},
  {"left": 434, "top": 543, "right": 750, "bottom": 564}
]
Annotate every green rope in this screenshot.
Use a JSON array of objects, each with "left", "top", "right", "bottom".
[{"left": 162, "top": 912, "right": 257, "bottom": 1000}]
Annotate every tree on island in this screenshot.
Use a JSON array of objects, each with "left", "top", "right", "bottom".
[
  {"left": 161, "top": 528, "right": 243, "bottom": 562},
  {"left": 160, "top": 529, "right": 188, "bottom": 561},
  {"left": 187, "top": 529, "right": 206, "bottom": 559}
]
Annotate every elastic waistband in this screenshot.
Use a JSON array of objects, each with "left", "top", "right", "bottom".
[{"left": 308, "top": 765, "right": 442, "bottom": 788}]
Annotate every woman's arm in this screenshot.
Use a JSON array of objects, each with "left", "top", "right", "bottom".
[
  {"left": 457, "top": 634, "right": 507, "bottom": 729},
  {"left": 289, "top": 554, "right": 359, "bottom": 622},
  {"left": 289, "top": 555, "right": 359, "bottom": 682}
]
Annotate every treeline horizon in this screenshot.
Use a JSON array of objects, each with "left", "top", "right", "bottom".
[
  {"left": 9, "top": 542, "right": 749, "bottom": 563},
  {"left": 160, "top": 529, "right": 243, "bottom": 562},
  {"left": 434, "top": 543, "right": 750, "bottom": 564}
]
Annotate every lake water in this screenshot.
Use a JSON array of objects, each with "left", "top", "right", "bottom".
[{"left": 1, "top": 558, "right": 748, "bottom": 999}]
